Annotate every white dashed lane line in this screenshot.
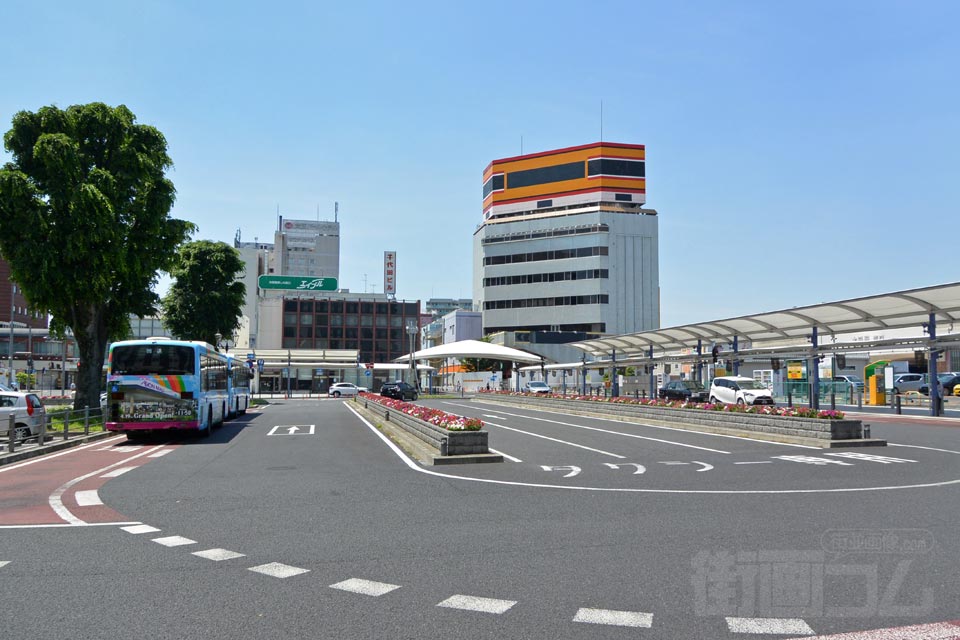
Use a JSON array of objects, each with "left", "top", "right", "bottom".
[
  {"left": 74, "top": 490, "right": 103, "bottom": 506},
  {"left": 437, "top": 594, "right": 517, "bottom": 614},
  {"left": 192, "top": 548, "right": 246, "bottom": 561},
  {"left": 330, "top": 578, "right": 401, "bottom": 597},
  {"left": 0, "top": 561, "right": 9, "bottom": 569},
  {"left": 121, "top": 524, "right": 160, "bottom": 534},
  {"left": 248, "top": 562, "right": 310, "bottom": 579},
  {"left": 488, "top": 447, "right": 522, "bottom": 462},
  {"left": 101, "top": 466, "right": 136, "bottom": 477},
  {"left": 148, "top": 449, "right": 174, "bottom": 458},
  {"left": 726, "top": 616, "right": 815, "bottom": 635},
  {"left": 152, "top": 536, "right": 196, "bottom": 547},
  {"left": 573, "top": 607, "right": 653, "bottom": 628}
]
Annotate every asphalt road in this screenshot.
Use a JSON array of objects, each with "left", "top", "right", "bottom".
[{"left": 1, "top": 398, "right": 958, "bottom": 639}]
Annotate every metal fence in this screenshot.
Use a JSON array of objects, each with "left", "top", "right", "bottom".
[{"left": 4, "top": 406, "right": 105, "bottom": 454}]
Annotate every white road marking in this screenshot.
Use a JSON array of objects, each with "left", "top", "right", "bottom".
[
  {"left": 436, "top": 594, "right": 516, "bottom": 614},
  {"left": 488, "top": 447, "right": 522, "bottom": 462},
  {"left": 344, "top": 402, "right": 960, "bottom": 495},
  {"left": 122, "top": 524, "right": 161, "bottom": 534},
  {"left": 74, "top": 490, "right": 103, "bottom": 506},
  {"left": 192, "top": 548, "right": 245, "bottom": 561},
  {"left": 726, "top": 616, "right": 815, "bottom": 634},
  {"left": 0, "top": 435, "right": 126, "bottom": 474},
  {"left": 735, "top": 461, "right": 773, "bottom": 465},
  {"left": 796, "top": 620, "right": 960, "bottom": 639},
  {"left": 603, "top": 462, "right": 646, "bottom": 474},
  {"left": 482, "top": 414, "right": 508, "bottom": 420},
  {"left": 573, "top": 607, "right": 653, "bottom": 628},
  {"left": 445, "top": 401, "right": 732, "bottom": 454},
  {"left": 148, "top": 449, "right": 174, "bottom": 458},
  {"left": 692, "top": 461, "right": 714, "bottom": 472},
  {"left": 99, "top": 446, "right": 142, "bottom": 453},
  {"left": 48, "top": 445, "right": 166, "bottom": 525},
  {"left": 330, "top": 578, "right": 401, "bottom": 597},
  {"left": 482, "top": 421, "right": 625, "bottom": 458},
  {"left": 248, "top": 562, "right": 310, "bottom": 578},
  {"left": 658, "top": 461, "right": 688, "bottom": 465},
  {"left": 0, "top": 561, "right": 10, "bottom": 569},
  {"left": 100, "top": 466, "right": 135, "bottom": 477},
  {"left": 267, "top": 424, "right": 316, "bottom": 436},
  {"left": 890, "top": 443, "right": 960, "bottom": 455},
  {"left": 457, "top": 401, "right": 822, "bottom": 449},
  {"left": 0, "top": 522, "right": 140, "bottom": 529},
  {"left": 152, "top": 536, "right": 196, "bottom": 547}
]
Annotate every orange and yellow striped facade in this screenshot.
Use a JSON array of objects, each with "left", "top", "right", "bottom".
[{"left": 482, "top": 142, "right": 645, "bottom": 220}]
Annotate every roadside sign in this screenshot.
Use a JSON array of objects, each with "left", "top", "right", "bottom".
[
  {"left": 258, "top": 275, "right": 338, "bottom": 291},
  {"left": 246, "top": 352, "right": 255, "bottom": 360},
  {"left": 365, "top": 370, "right": 371, "bottom": 376},
  {"left": 365, "top": 363, "right": 374, "bottom": 369}
]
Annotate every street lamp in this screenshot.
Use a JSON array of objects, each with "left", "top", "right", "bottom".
[{"left": 406, "top": 323, "right": 417, "bottom": 388}]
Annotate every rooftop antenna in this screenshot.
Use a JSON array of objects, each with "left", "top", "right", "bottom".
[
  {"left": 600, "top": 99, "right": 603, "bottom": 142},
  {"left": 335, "top": 201, "right": 339, "bottom": 223},
  {"left": 276, "top": 204, "right": 280, "bottom": 231}
]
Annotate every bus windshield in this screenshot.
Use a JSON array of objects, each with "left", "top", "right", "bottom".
[{"left": 111, "top": 345, "right": 196, "bottom": 375}]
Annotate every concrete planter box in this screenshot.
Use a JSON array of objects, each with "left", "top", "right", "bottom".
[
  {"left": 355, "top": 397, "right": 490, "bottom": 455},
  {"left": 476, "top": 394, "right": 878, "bottom": 445}
]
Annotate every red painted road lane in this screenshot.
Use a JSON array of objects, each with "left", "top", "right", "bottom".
[
  {"left": 796, "top": 620, "right": 960, "bottom": 639},
  {"left": 0, "top": 437, "right": 180, "bottom": 526}
]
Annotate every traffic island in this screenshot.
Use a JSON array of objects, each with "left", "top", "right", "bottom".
[
  {"left": 352, "top": 395, "right": 503, "bottom": 465},
  {"left": 475, "top": 393, "right": 886, "bottom": 448}
]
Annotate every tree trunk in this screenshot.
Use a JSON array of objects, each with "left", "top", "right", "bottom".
[{"left": 73, "top": 304, "right": 108, "bottom": 411}]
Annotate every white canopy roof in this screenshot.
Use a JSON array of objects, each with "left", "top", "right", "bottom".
[{"left": 395, "top": 339, "right": 544, "bottom": 364}]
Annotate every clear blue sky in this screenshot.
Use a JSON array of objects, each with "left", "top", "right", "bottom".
[{"left": 2, "top": 0, "right": 956, "bottom": 327}]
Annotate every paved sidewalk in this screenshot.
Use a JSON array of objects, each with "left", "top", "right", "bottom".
[{"left": 0, "top": 431, "right": 118, "bottom": 467}]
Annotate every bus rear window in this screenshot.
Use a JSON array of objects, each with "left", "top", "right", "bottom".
[{"left": 111, "top": 345, "right": 196, "bottom": 375}]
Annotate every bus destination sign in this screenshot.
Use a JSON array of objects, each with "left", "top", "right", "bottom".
[{"left": 258, "top": 276, "right": 339, "bottom": 291}]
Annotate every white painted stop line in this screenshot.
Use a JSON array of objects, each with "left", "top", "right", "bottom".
[
  {"left": 437, "top": 594, "right": 516, "bottom": 614},
  {"left": 330, "top": 578, "right": 400, "bottom": 597},
  {"left": 726, "top": 616, "right": 814, "bottom": 635},
  {"left": 74, "top": 490, "right": 102, "bottom": 506},
  {"left": 573, "top": 607, "right": 653, "bottom": 628}
]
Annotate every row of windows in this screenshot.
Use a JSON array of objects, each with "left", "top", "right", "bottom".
[
  {"left": 482, "top": 174, "right": 505, "bottom": 198},
  {"left": 483, "top": 246, "right": 608, "bottom": 266},
  {"left": 283, "top": 313, "right": 408, "bottom": 327},
  {"left": 484, "top": 295, "right": 609, "bottom": 310},
  {"left": 282, "top": 326, "right": 411, "bottom": 340},
  {"left": 493, "top": 158, "right": 645, "bottom": 192},
  {"left": 280, "top": 337, "right": 410, "bottom": 361},
  {"left": 484, "top": 269, "right": 609, "bottom": 287},
  {"left": 201, "top": 353, "right": 228, "bottom": 392},
  {"left": 282, "top": 300, "right": 419, "bottom": 315},
  {"left": 482, "top": 224, "right": 608, "bottom": 245}
]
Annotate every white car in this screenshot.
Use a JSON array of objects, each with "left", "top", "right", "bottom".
[
  {"left": 892, "top": 373, "right": 926, "bottom": 394},
  {"left": 709, "top": 376, "right": 774, "bottom": 406},
  {"left": 328, "top": 382, "right": 361, "bottom": 398},
  {"left": 524, "top": 381, "right": 551, "bottom": 394},
  {"left": 0, "top": 392, "right": 47, "bottom": 441}
]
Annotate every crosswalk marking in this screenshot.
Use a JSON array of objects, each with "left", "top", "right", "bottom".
[
  {"left": 436, "top": 594, "right": 516, "bottom": 614},
  {"left": 121, "top": 524, "right": 160, "bottom": 534},
  {"left": 74, "top": 490, "right": 103, "bottom": 506},
  {"left": 98, "top": 446, "right": 141, "bottom": 453},
  {"left": 152, "top": 536, "right": 196, "bottom": 547},
  {"left": 248, "top": 562, "right": 310, "bottom": 578},
  {"left": 573, "top": 607, "right": 653, "bottom": 628},
  {"left": 330, "top": 578, "right": 401, "bottom": 597},
  {"left": 101, "top": 467, "right": 135, "bottom": 478},
  {"left": 726, "top": 616, "right": 815, "bottom": 635},
  {"left": 192, "top": 548, "right": 245, "bottom": 561}
]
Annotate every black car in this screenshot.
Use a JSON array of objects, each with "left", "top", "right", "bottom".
[
  {"left": 658, "top": 380, "right": 709, "bottom": 402},
  {"left": 919, "top": 373, "right": 960, "bottom": 396},
  {"left": 380, "top": 381, "right": 419, "bottom": 401}
]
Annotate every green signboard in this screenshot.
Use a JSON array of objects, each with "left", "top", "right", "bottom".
[{"left": 258, "top": 275, "right": 339, "bottom": 291}]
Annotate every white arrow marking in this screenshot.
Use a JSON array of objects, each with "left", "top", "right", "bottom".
[
  {"left": 658, "top": 461, "right": 689, "bottom": 466},
  {"left": 691, "top": 461, "right": 714, "bottom": 472},
  {"left": 603, "top": 463, "right": 646, "bottom": 474},
  {"left": 286, "top": 426, "right": 300, "bottom": 435},
  {"left": 541, "top": 465, "right": 581, "bottom": 478}
]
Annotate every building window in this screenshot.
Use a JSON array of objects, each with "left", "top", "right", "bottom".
[
  {"left": 614, "top": 193, "right": 633, "bottom": 201},
  {"left": 483, "top": 246, "right": 608, "bottom": 266},
  {"left": 483, "top": 294, "right": 609, "bottom": 310},
  {"left": 482, "top": 173, "right": 505, "bottom": 198},
  {"left": 507, "top": 161, "right": 584, "bottom": 189},
  {"left": 587, "top": 158, "right": 645, "bottom": 178}
]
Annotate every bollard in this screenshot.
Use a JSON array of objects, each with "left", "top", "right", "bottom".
[
  {"left": 787, "top": 390, "right": 793, "bottom": 408},
  {"left": 830, "top": 390, "right": 836, "bottom": 411},
  {"left": 863, "top": 424, "right": 871, "bottom": 439},
  {"left": 39, "top": 413, "right": 46, "bottom": 445},
  {"left": 634, "top": 389, "right": 639, "bottom": 400},
  {"left": 857, "top": 391, "right": 863, "bottom": 410},
  {"left": 440, "top": 437, "right": 448, "bottom": 456},
  {"left": 84, "top": 407, "right": 90, "bottom": 435},
  {"left": 895, "top": 395, "right": 901, "bottom": 415},
  {"left": 385, "top": 410, "right": 390, "bottom": 422},
  {"left": 7, "top": 414, "right": 14, "bottom": 453},
  {"left": 64, "top": 409, "right": 70, "bottom": 440}
]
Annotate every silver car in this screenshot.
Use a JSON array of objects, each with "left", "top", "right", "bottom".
[
  {"left": 0, "top": 392, "right": 47, "bottom": 441},
  {"left": 328, "top": 382, "right": 360, "bottom": 398},
  {"left": 892, "top": 373, "right": 926, "bottom": 394}
]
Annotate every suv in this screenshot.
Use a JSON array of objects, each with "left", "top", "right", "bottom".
[
  {"left": 919, "top": 373, "right": 960, "bottom": 396},
  {"left": 0, "top": 392, "right": 47, "bottom": 441},
  {"left": 659, "top": 380, "right": 709, "bottom": 402},
  {"left": 380, "top": 381, "right": 419, "bottom": 401},
  {"left": 328, "top": 382, "right": 360, "bottom": 398},
  {"left": 523, "top": 381, "right": 551, "bottom": 394},
  {"left": 892, "top": 373, "right": 926, "bottom": 394},
  {"left": 709, "top": 376, "right": 774, "bottom": 406}
]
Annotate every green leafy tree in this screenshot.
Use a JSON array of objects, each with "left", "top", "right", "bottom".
[
  {"left": 0, "top": 103, "right": 194, "bottom": 409},
  {"left": 161, "top": 240, "right": 246, "bottom": 347}
]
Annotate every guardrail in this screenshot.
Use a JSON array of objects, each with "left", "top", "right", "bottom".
[{"left": 4, "top": 407, "right": 105, "bottom": 454}]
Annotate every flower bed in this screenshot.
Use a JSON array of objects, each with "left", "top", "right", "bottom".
[
  {"left": 360, "top": 393, "right": 483, "bottom": 431},
  {"left": 477, "top": 390, "right": 844, "bottom": 420}
]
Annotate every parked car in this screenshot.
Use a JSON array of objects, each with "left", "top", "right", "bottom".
[
  {"left": 328, "top": 382, "right": 361, "bottom": 398},
  {"left": 0, "top": 382, "right": 14, "bottom": 392},
  {"left": 658, "top": 380, "right": 709, "bottom": 402},
  {"left": 380, "top": 381, "right": 419, "bottom": 401},
  {"left": 832, "top": 375, "right": 865, "bottom": 392},
  {"left": 919, "top": 373, "right": 960, "bottom": 396},
  {"left": 0, "top": 392, "right": 47, "bottom": 442},
  {"left": 892, "top": 373, "right": 927, "bottom": 394},
  {"left": 709, "top": 376, "right": 775, "bottom": 406},
  {"left": 523, "top": 381, "right": 551, "bottom": 394}
]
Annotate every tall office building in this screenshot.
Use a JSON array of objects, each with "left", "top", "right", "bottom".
[{"left": 473, "top": 142, "right": 660, "bottom": 336}]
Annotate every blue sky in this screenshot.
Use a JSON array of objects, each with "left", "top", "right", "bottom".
[{"left": 2, "top": 0, "right": 956, "bottom": 327}]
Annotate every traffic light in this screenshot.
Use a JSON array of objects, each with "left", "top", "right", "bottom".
[
  {"left": 771, "top": 358, "right": 781, "bottom": 371},
  {"left": 712, "top": 345, "right": 720, "bottom": 363},
  {"left": 836, "top": 354, "right": 846, "bottom": 369}
]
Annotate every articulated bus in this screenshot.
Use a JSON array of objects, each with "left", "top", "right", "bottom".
[
  {"left": 227, "top": 355, "right": 252, "bottom": 418},
  {"left": 105, "top": 339, "right": 229, "bottom": 440}
]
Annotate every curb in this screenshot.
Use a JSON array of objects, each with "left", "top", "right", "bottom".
[{"left": 0, "top": 431, "right": 119, "bottom": 467}]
